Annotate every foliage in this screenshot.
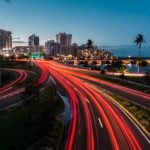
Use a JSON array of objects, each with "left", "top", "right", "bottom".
[
  {"left": 139, "top": 60, "right": 148, "bottom": 67},
  {"left": 118, "top": 66, "right": 128, "bottom": 73},
  {"left": 0, "top": 87, "right": 64, "bottom": 150},
  {"left": 106, "top": 91, "right": 150, "bottom": 132},
  {"left": 119, "top": 73, "right": 125, "bottom": 79},
  {"left": 144, "top": 72, "right": 150, "bottom": 85},
  {"left": 86, "top": 39, "right": 94, "bottom": 50},
  {"left": 104, "top": 65, "right": 116, "bottom": 72},
  {"left": 134, "top": 34, "right": 145, "bottom": 57},
  {"left": 101, "top": 69, "right": 106, "bottom": 75},
  {"left": 134, "top": 34, "right": 145, "bottom": 49}
]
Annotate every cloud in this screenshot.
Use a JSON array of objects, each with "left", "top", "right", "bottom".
[
  {"left": 12, "top": 41, "right": 27, "bottom": 44},
  {"left": 13, "top": 37, "right": 21, "bottom": 40}
]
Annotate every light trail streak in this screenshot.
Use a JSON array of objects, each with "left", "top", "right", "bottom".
[
  {"left": 0, "top": 69, "right": 28, "bottom": 101},
  {"left": 0, "top": 69, "right": 25, "bottom": 93}
]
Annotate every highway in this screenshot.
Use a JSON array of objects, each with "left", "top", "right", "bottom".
[
  {"left": 49, "top": 61, "right": 150, "bottom": 109},
  {"left": 36, "top": 60, "right": 150, "bottom": 150},
  {"left": 0, "top": 66, "right": 48, "bottom": 109},
  {"left": 0, "top": 69, "right": 27, "bottom": 97}
]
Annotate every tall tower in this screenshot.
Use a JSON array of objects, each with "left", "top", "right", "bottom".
[
  {"left": 56, "top": 33, "right": 72, "bottom": 55},
  {"left": 0, "top": 29, "right": 12, "bottom": 55},
  {"left": 28, "top": 34, "right": 39, "bottom": 47},
  {"left": 0, "top": 29, "right": 12, "bottom": 49}
]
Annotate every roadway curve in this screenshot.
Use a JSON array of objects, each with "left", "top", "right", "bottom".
[
  {"left": 0, "top": 66, "right": 48, "bottom": 109},
  {"left": 0, "top": 69, "right": 27, "bottom": 98},
  {"left": 36, "top": 60, "right": 150, "bottom": 150},
  {"left": 49, "top": 61, "right": 150, "bottom": 109}
]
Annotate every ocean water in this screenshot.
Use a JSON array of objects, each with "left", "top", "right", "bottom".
[
  {"left": 125, "top": 64, "right": 150, "bottom": 73},
  {"left": 99, "top": 46, "right": 150, "bottom": 57},
  {"left": 100, "top": 64, "right": 150, "bottom": 73}
]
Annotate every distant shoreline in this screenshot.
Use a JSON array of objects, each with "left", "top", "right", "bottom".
[{"left": 99, "top": 46, "right": 150, "bottom": 57}]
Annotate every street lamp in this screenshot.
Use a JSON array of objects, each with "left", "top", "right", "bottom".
[{"left": 128, "top": 55, "right": 131, "bottom": 59}]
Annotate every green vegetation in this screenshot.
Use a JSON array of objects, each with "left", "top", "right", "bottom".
[
  {"left": 86, "top": 39, "right": 94, "bottom": 50},
  {"left": 134, "top": 34, "right": 145, "bottom": 58},
  {"left": 122, "top": 75, "right": 150, "bottom": 85},
  {"left": 105, "top": 91, "right": 150, "bottom": 133},
  {"left": 1, "top": 61, "right": 42, "bottom": 85},
  {"left": 1, "top": 69, "right": 17, "bottom": 87},
  {"left": 0, "top": 87, "right": 64, "bottom": 150}
]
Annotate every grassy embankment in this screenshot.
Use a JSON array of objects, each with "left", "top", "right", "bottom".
[
  {"left": 105, "top": 91, "right": 150, "bottom": 134},
  {"left": 76, "top": 71, "right": 150, "bottom": 134},
  {"left": 1, "top": 70, "right": 18, "bottom": 87},
  {"left": 0, "top": 86, "right": 64, "bottom": 150},
  {"left": 122, "top": 75, "right": 150, "bottom": 85},
  {"left": 1, "top": 61, "right": 42, "bottom": 87}
]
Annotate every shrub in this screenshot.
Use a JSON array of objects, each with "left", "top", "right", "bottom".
[{"left": 101, "top": 69, "right": 106, "bottom": 75}]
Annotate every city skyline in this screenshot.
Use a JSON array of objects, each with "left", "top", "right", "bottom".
[
  {"left": 0, "top": 0, "right": 150, "bottom": 47},
  {"left": 0, "top": 1, "right": 150, "bottom": 149}
]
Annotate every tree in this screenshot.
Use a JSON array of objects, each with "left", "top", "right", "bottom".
[
  {"left": 101, "top": 69, "right": 106, "bottom": 75},
  {"left": 118, "top": 66, "right": 128, "bottom": 74},
  {"left": 86, "top": 39, "right": 94, "bottom": 50},
  {"left": 134, "top": 34, "right": 145, "bottom": 73},
  {"left": 134, "top": 34, "right": 145, "bottom": 59},
  {"left": 143, "top": 70, "right": 150, "bottom": 85},
  {"left": 139, "top": 60, "right": 148, "bottom": 67},
  {"left": 86, "top": 39, "right": 94, "bottom": 67}
]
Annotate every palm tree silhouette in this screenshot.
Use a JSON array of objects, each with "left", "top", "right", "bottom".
[
  {"left": 86, "top": 39, "right": 94, "bottom": 67},
  {"left": 134, "top": 34, "right": 145, "bottom": 73},
  {"left": 134, "top": 34, "right": 145, "bottom": 58},
  {"left": 86, "top": 39, "right": 94, "bottom": 50}
]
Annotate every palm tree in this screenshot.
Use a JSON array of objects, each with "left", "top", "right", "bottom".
[
  {"left": 86, "top": 39, "right": 94, "bottom": 50},
  {"left": 134, "top": 34, "right": 145, "bottom": 59},
  {"left": 86, "top": 39, "right": 94, "bottom": 67},
  {"left": 134, "top": 34, "right": 145, "bottom": 73}
]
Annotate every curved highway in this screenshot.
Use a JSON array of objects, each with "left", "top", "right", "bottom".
[
  {"left": 36, "top": 60, "right": 150, "bottom": 150},
  {"left": 0, "top": 66, "right": 48, "bottom": 110},
  {"left": 49, "top": 61, "right": 150, "bottom": 109},
  {"left": 0, "top": 69, "right": 27, "bottom": 99}
]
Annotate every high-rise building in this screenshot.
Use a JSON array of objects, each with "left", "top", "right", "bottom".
[
  {"left": 56, "top": 33, "right": 72, "bottom": 55},
  {"left": 28, "top": 34, "right": 40, "bottom": 53},
  {"left": 45, "top": 40, "right": 60, "bottom": 56},
  {"left": 70, "top": 43, "right": 78, "bottom": 57},
  {"left": 56, "top": 33, "right": 72, "bottom": 46},
  {"left": 0, "top": 29, "right": 12, "bottom": 55},
  {"left": 0, "top": 29, "right": 12, "bottom": 56},
  {"left": 28, "top": 34, "right": 39, "bottom": 47}
]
